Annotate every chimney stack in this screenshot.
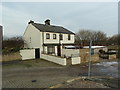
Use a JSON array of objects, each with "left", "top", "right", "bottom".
[
  {"left": 28, "top": 20, "right": 34, "bottom": 24},
  {"left": 45, "top": 19, "right": 50, "bottom": 25}
]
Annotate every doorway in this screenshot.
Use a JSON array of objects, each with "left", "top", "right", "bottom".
[
  {"left": 57, "top": 46, "right": 61, "bottom": 56},
  {"left": 35, "top": 48, "right": 40, "bottom": 59}
]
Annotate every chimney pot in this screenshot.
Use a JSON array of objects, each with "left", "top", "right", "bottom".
[{"left": 45, "top": 19, "right": 50, "bottom": 25}]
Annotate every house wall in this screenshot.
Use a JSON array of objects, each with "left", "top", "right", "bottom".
[
  {"left": 43, "top": 32, "right": 59, "bottom": 44},
  {"left": 43, "top": 32, "right": 75, "bottom": 44},
  {"left": 20, "top": 49, "right": 35, "bottom": 60},
  {"left": 23, "top": 24, "right": 43, "bottom": 52},
  {"left": 41, "top": 54, "right": 67, "bottom": 65},
  {"left": 61, "top": 34, "right": 74, "bottom": 44},
  {"left": 44, "top": 46, "right": 47, "bottom": 54}
]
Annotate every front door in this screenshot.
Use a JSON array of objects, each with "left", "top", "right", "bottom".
[
  {"left": 35, "top": 48, "right": 40, "bottom": 59},
  {"left": 57, "top": 46, "right": 61, "bottom": 56}
]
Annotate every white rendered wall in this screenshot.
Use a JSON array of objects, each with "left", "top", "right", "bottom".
[
  {"left": 41, "top": 54, "right": 67, "bottom": 65},
  {"left": 23, "top": 24, "right": 43, "bottom": 51},
  {"left": 43, "top": 32, "right": 59, "bottom": 44},
  {"left": 44, "top": 46, "right": 47, "bottom": 54},
  {"left": 55, "top": 46, "right": 58, "bottom": 56},
  {"left": 43, "top": 32, "right": 75, "bottom": 44},
  {"left": 71, "top": 57, "right": 81, "bottom": 65},
  {"left": 62, "top": 48, "right": 80, "bottom": 57},
  {"left": 20, "top": 49, "right": 35, "bottom": 60},
  {"left": 61, "top": 34, "right": 74, "bottom": 44}
]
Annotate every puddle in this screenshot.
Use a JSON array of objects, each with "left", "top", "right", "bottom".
[
  {"left": 94, "top": 61, "right": 118, "bottom": 67},
  {"left": 92, "top": 61, "right": 118, "bottom": 78}
]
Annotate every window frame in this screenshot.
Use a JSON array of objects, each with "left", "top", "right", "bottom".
[
  {"left": 68, "top": 34, "right": 71, "bottom": 40},
  {"left": 46, "top": 33, "right": 50, "bottom": 39},
  {"left": 59, "top": 34, "right": 63, "bottom": 40},
  {"left": 53, "top": 34, "right": 56, "bottom": 39},
  {"left": 47, "top": 46, "right": 55, "bottom": 54}
]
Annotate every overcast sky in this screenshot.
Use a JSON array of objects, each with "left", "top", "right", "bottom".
[{"left": 1, "top": 2, "right": 118, "bottom": 37}]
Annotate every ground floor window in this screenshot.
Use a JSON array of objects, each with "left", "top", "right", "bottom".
[{"left": 47, "top": 46, "right": 55, "bottom": 54}]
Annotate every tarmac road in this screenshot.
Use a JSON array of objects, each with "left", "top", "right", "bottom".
[{"left": 2, "top": 59, "right": 118, "bottom": 88}]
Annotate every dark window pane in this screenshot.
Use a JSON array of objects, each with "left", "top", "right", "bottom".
[
  {"left": 60, "top": 34, "right": 63, "bottom": 40},
  {"left": 53, "top": 34, "right": 56, "bottom": 39},
  {"left": 68, "top": 34, "right": 70, "bottom": 40},
  {"left": 47, "top": 46, "right": 55, "bottom": 54},
  {"left": 46, "top": 33, "right": 50, "bottom": 39}
]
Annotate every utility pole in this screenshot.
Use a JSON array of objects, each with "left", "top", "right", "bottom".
[{"left": 88, "top": 40, "right": 92, "bottom": 78}]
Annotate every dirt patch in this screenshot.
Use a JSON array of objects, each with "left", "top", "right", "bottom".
[
  {"left": 60, "top": 78, "right": 109, "bottom": 88},
  {"left": 88, "top": 77, "right": 119, "bottom": 89}
]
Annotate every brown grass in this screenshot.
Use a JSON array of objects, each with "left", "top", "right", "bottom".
[
  {"left": 80, "top": 49, "right": 100, "bottom": 63},
  {"left": 2, "top": 52, "right": 21, "bottom": 62}
]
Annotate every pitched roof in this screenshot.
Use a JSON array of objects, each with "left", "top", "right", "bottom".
[{"left": 31, "top": 23, "right": 75, "bottom": 34}]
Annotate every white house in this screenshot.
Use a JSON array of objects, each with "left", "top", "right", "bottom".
[
  {"left": 20, "top": 19, "right": 81, "bottom": 65},
  {"left": 23, "top": 19, "right": 77, "bottom": 57}
]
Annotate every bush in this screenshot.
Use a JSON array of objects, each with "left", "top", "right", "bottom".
[{"left": 2, "top": 36, "right": 24, "bottom": 54}]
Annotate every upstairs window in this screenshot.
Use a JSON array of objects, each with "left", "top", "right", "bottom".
[
  {"left": 46, "top": 33, "right": 50, "bottom": 39},
  {"left": 68, "top": 34, "right": 71, "bottom": 40},
  {"left": 59, "top": 34, "right": 63, "bottom": 40},
  {"left": 53, "top": 34, "right": 56, "bottom": 39}
]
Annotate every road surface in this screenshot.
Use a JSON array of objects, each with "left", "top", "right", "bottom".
[{"left": 2, "top": 59, "right": 118, "bottom": 88}]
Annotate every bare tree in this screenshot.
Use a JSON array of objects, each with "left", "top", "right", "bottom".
[
  {"left": 75, "top": 30, "right": 107, "bottom": 46},
  {"left": 75, "top": 29, "right": 93, "bottom": 46},
  {"left": 92, "top": 31, "right": 107, "bottom": 45},
  {"left": 107, "top": 34, "right": 119, "bottom": 45}
]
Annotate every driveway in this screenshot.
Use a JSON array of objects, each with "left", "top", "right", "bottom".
[{"left": 2, "top": 59, "right": 118, "bottom": 88}]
